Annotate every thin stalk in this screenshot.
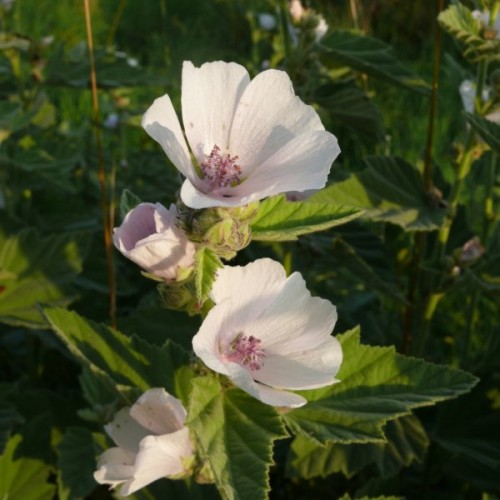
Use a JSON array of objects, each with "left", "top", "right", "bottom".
[
  {"left": 278, "top": 0, "right": 292, "bottom": 61},
  {"left": 84, "top": 0, "right": 116, "bottom": 328},
  {"left": 482, "top": 152, "right": 498, "bottom": 243},
  {"left": 349, "top": 0, "right": 360, "bottom": 30},
  {"left": 106, "top": 0, "right": 127, "bottom": 49}
]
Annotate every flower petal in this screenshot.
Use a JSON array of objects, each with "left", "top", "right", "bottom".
[
  {"left": 232, "top": 130, "right": 340, "bottom": 198},
  {"left": 113, "top": 203, "right": 157, "bottom": 253},
  {"left": 129, "top": 388, "right": 187, "bottom": 435},
  {"left": 229, "top": 69, "right": 324, "bottom": 172},
  {"left": 182, "top": 61, "right": 250, "bottom": 163},
  {"left": 94, "top": 447, "right": 135, "bottom": 488},
  {"left": 119, "top": 428, "right": 193, "bottom": 496},
  {"left": 254, "top": 336, "right": 343, "bottom": 390},
  {"left": 142, "top": 93, "right": 194, "bottom": 179},
  {"left": 226, "top": 362, "right": 306, "bottom": 408},
  {"left": 105, "top": 408, "right": 149, "bottom": 454}
]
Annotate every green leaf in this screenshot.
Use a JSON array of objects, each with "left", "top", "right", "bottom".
[
  {"left": 195, "top": 247, "right": 223, "bottom": 304},
  {"left": 310, "top": 156, "right": 445, "bottom": 231},
  {"left": 319, "top": 31, "right": 430, "bottom": 94},
  {"left": 438, "top": 4, "right": 500, "bottom": 62},
  {"left": 0, "top": 434, "right": 56, "bottom": 500},
  {"left": 250, "top": 195, "right": 362, "bottom": 241},
  {"left": 288, "top": 414, "right": 429, "bottom": 479},
  {"left": 43, "top": 307, "right": 190, "bottom": 397},
  {"left": 313, "top": 82, "right": 384, "bottom": 143},
  {"left": 120, "top": 189, "right": 142, "bottom": 219},
  {"left": 465, "top": 112, "right": 500, "bottom": 154},
  {"left": 188, "top": 377, "right": 288, "bottom": 500},
  {"left": 0, "top": 402, "right": 23, "bottom": 454},
  {"left": 0, "top": 229, "right": 89, "bottom": 328},
  {"left": 57, "top": 427, "right": 99, "bottom": 500},
  {"left": 284, "top": 327, "right": 478, "bottom": 444}
]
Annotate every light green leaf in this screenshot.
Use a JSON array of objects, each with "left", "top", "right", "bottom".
[
  {"left": 250, "top": 195, "right": 362, "bottom": 241},
  {"left": 284, "top": 327, "right": 478, "bottom": 444},
  {"left": 0, "top": 229, "right": 88, "bottom": 328},
  {"left": 188, "top": 377, "right": 288, "bottom": 500},
  {"left": 195, "top": 247, "right": 223, "bottom": 304},
  {"left": 0, "top": 434, "right": 56, "bottom": 500},
  {"left": 465, "top": 112, "right": 500, "bottom": 154},
  {"left": 438, "top": 4, "right": 500, "bottom": 62},
  {"left": 288, "top": 414, "right": 429, "bottom": 479},
  {"left": 319, "top": 31, "right": 430, "bottom": 94},
  {"left": 57, "top": 427, "right": 99, "bottom": 500},
  {"left": 120, "top": 189, "right": 143, "bottom": 219},
  {"left": 310, "top": 156, "right": 445, "bottom": 231},
  {"left": 43, "top": 307, "right": 190, "bottom": 397}
]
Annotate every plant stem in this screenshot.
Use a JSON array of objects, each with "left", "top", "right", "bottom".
[
  {"left": 482, "top": 152, "right": 498, "bottom": 243},
  {"left": 84, "top": 0, "right": 116, "bottom": 329},
  {"left": 278, "top": 0, "right": 292, "bottom": 61}
]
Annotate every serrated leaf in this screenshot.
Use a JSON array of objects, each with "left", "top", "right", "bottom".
[
  {"left": 319, "top": 31, "right": 430, "bottom": 94},
  {"left": 0, "top": 434, "right": 56, "bottom": 500},
  {"left": 57, "top": 427, "right": 99, "bottom": 500},
  {"left": 43, "top": 307, "right": 190, "bottom": 397},
  {"left": 288, "top": 414, "right": 429, "bottom": 479},
  {"left": 283, "top": 327, "right": 478, "bottom": 444},
  {"left": 120, "top": 189, "right": 142, "bottom": 219},
  {"left": 195, "top": 247, "right": 223, "bottom": 303},
  {"left": 0, "top": 229, "right": 89, "bottom": 328},
  {"left": 188, "top": 377, "right": 288, "bottom": 500},
  {"left": 250, "top": 195, "right": 362, "bottom": 241},
  {"left": 465, "top": 112, "right": 500, "bottom": 154},
  {"left": 438, "top": 4, "right": 500, "bottom": 62},
  {"left": 310, "top": 156, "right": 445, "bottom": 231}
]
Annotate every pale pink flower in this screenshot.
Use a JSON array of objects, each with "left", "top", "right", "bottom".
[
  {"left": 142, "top": 61, "right": 340, "bottom": 209},
  {"left": 192, "top": 258, "right": 342, "bottom": 408},
  {"left": 94, "top": 388, "right": 194, "bottom": 496},
  {"left": 289, "top": 0, "right": 306, "bottom": 21},
  {"left": 113, "top": 203, "right": 195, "bottom": 281}
]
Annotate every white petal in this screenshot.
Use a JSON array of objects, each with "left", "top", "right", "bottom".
[
  {"left": 232, "top": 130, "right": 340, "bottom": 199},
  {"left": 180, "top": 178, "right": 249, "bottom": 209},
  {"left": 181, "top": 61, "right": 250, "bottom": 163},
  {"left": 105, "top": 408, "right": 149, "bottom": 454},
  {"left": 113, "top": 203, "right": 157, "bottom": 253},
  {"left": 94, "top": 447, "right": 135, "bottom": 488},
  {"left": 142, "top": 93, "right": 194, "bottom": 179},
  {"left": 226, "top": 362, "right": 306, "bottom": 408},
  {"left": 253, "top": 336, "right": 343, "bottom": 390},
  {"left": 211, "top": 258, "right": 286, "bottom": 306},
  {"left": 120, "top": 428, "right": 193, "bottom": 496},
  {"left": 130, "top": 388, "right": 187, "bottom": 435},
  {"left": 229, "top": 69, "right": 324, "bottom": 172}
]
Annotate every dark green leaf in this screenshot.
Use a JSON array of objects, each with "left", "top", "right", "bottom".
[
  {"left": 465, "top": 112, "right": 500, "bottom": 154},
  {"left": 120, "top": 189, "right": 143, "bottom": 219}
]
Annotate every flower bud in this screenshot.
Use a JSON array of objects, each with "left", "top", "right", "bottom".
[{"left": 113, "top": 203, "right": 196, "bottom": 281}]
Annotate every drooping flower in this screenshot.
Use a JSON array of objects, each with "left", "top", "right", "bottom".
[
  {"left": 94, "top": 388, "right": 194, "bottom": 496},
  {"left": 113, "top": 203, "right": 196, "bottom": 281},
  {"left": 142, "top": 61, "right": 340, "bottom": 209},
  {"left": 192, "top": 258, "right": 342, "bottom": 408}
]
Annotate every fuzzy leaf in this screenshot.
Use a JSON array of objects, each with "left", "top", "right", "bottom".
[
  {"left": 284, "top": 327, "right": 478, "bottom": 444},
  {"left": 465, "top": 112, "right": 500, "bottom": 154},
  {"left": 319, "top": 31, "right": 430, "bottom": 94},
  {"left": 250, "top": 195, "right": 362, "bottom": 241},
  {"left": 0, "top": 434, "right": 56, "bottom": 500},
  {"left": 288, "top": 414, "right": 429, "bottom": 479},
  {"left": 43, "top": 307, "right": 189, "bottom": 397},
  {"left": 188, "top": 377, "right": 288, "bottom": 500},
  {"left": 310, "top": 156, "right": 445, "bottom": 231},
  {"left": 120, "top": 189, "right": 142, "bottom": 219},
  {"left": 195, "top": 247, "right": 223, "bottom": 304},
  {"left": 438, "top": 4, "right": 500, "bottom": 62}
]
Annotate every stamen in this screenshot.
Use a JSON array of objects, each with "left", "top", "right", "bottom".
[
  {"left": 200, "top": 145, "right": 242, "bottom": 189},
  {"left": 226, "top": 332, "right": 266, "bottom": 371}
]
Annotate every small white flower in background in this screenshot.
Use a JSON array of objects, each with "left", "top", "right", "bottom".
[
  {"left": 315, "top": 16, "right": 328, "bottom": 41},
  {"left": 104, "top": 112, "right": 120, "bottom": 129},
  {"left": 142, "top": 61, "right": 340, "bottom": 209},
  {"left": 459, "top": 80, "right": 500, "bottom": 125},
  {"left": 192, "top": 258, "right": 342, "bottom": 408},
  {"left": 94, "top": 388, "right": 194, "bottom": 496},
  {"left": 472, "top": 9, "right": 500, "bottom": 38},
  {"left": 289, "top": 0, "right": 306, "bottom": 22},
  {"left": 0, "top": 0, "right": 14, "bottom": 11},
  {"left": 258, "top": 13, "right": 277, "bottom": 31},
  {"left": 113, "top": 203, "right": 196, "bottom": 281}
]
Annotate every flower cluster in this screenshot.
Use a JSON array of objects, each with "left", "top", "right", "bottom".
[{"left": 100, "top": 60, "right": 343, "bottom": 496}]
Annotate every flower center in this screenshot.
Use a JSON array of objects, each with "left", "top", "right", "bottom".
[
  {"left": 200, "top": 145, "right": 242, "bottom": 189},
  {"left": 226, "top": 332, "right": 266, "bottom": 371}
]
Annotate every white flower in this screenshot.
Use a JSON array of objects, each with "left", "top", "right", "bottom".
[
  {"left": 142, "top": 61, "right": 340, "bottom": 209},
  {"left": 289, "top": 0, "right": 306, "bottom": 22},
  {"left": 192, "top": 258, "right": 342, "bottom": 408},
  {"left": 472, "top": 9, "right": 500, "bottom": 38},
  {"left": 258, "top": 13, "right": 277, "bottom": 31},
  {"left": 94, "top": 388, "right": 194, "bottom": 496},
  {"left": 113, "top": 202, "right": 196, "bottom": 281},
  {"left": 315, "top": 17, "right": 328, "bottom": 41}
]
